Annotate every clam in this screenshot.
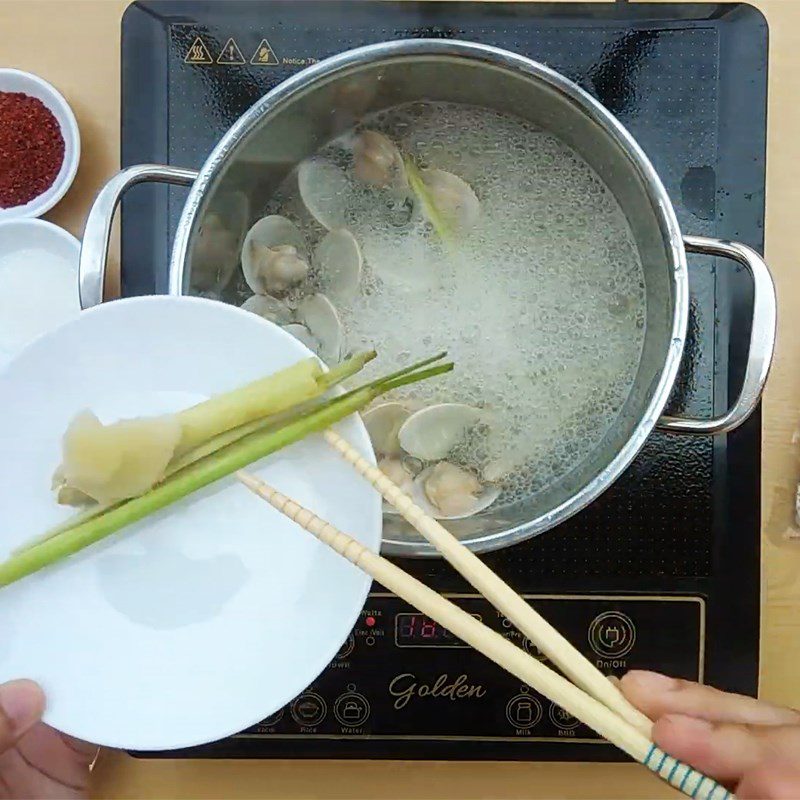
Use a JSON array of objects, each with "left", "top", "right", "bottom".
[
  {"left": 352, "top": 130, "right": 407, "bottom": 190},
  {"left": 282, "top": 323, "right": 319, "bottom": 354},
  {"left": 362, "top": 402, "right": 410, "bottom": 457},
  {"left": 297, "top": 158, "right": 353, "bottom": 230},
  {"left": 240, "top": 294, "right": 293, "bottom": 325},
  {"left": 378, "top": 457, "right": 415, "bottom": 515},
  {"left": 191, "top": 190, "right": 249, "bottom": 292},
  {"left": 397, "top": 403, "right": 483, "bottom": 462},
  {"left": 244, "top": 243, "right": 309, "bottom": 296},
  {"left": 420, "top": 168, "right": 480, "bottom": 233},
  {"left": 313, "top": 228, "right": 363, "bottom": 303},
  {"left": 192, "top": 213, "right": 233, "bottom": 286},
  {"left": 295, "top": 293, "right": 343, "bottom": 365},
  {"left": 245, "top": 214, "right": 306, "bottom": 253},
  {"left": 241, "top": 215, "right": 309, "bottom": 295},
  {"left": 412, "top": 461, "right": 500, "bottom": 520},
  {"left": 330, "top": 75, "right": 379, "bottom": 131}
]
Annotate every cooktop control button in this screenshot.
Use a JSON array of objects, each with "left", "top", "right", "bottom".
[
  {"left": 290, "top": 692, "right": 327, "bottom": 727},
  {"left": 333, "top": 690, "right": 371, "bottom": 727},
  {"left": 260, "top": 708, "right": 284, "bottom": 726},
  {"left": 549, "top": 703, "right": 581, "bottom": 730},
  {"left": 505, "top": 693, "right": 543, "bottom": 729},
  {"left": 522, "top": 637, "right": 548, "bottom": 661},
  {"left": 336, "top": 633, "right": 355, "bottom": 660},
  {"left": 588, "top": 611, "right": 636, "bottom": 658}
]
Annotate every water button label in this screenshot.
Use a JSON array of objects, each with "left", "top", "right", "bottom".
[
  {"left": 334, "top": 689, "right": 371, "bottom": 727},
  {"left": 588, "top": 611, "right": 636, "bottom": 658}
]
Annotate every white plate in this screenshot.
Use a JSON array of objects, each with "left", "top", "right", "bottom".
[
  {"left": 0, "top": 295, "right": 381, "bottom": 751},
  {"left": 0, "top": 69, "right": 81, "bottom": 220}
]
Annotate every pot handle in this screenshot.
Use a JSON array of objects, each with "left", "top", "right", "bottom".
[
  {"left": 79, "top": 164, "right": 200, "bottom": 309},
  {"left": 657, "top": 235, "right": 777, "bottom": 435}
]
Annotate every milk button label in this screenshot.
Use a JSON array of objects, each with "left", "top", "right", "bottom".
[{"left": 505, "top": 693, "right": 542, "bottom": 729}]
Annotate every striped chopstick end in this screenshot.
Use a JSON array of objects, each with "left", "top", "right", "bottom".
[{"left": 643, "top": 745, "right": 734, "bottom": 800}]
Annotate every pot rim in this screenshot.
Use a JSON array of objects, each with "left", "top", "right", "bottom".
[{"left": 169, "top": 38, "right": 688, "bottom": 556}]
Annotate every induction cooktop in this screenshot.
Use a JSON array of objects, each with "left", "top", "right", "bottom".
[{"left": 121, "top": 0, "right": 767, "bottom": 761}]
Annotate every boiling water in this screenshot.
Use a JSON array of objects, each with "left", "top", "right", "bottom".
[{"left": 263, "top": 102, "right": 646, "bottom": 508}]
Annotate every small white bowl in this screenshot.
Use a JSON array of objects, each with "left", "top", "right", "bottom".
[
  {"left": 0, "top": 69, "right": 81, "bottom": 220},
  {"left": 0, "top": 218, "right": 81, "bottom": 368}
]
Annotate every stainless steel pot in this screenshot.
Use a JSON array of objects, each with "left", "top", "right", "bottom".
[{"left": 79, "top": 39, "right": 777, "bottom": 557}]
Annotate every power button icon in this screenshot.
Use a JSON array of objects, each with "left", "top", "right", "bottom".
[{"left": 588, "top": 611, "right": 636, "bottom": 658}]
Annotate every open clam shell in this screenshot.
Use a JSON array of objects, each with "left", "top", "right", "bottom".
[
  {"left": 362, "top": 402, "right": 410, "bottom": 457},
  {"left": 313, "top": 228, "right": 363, "bottom": 303},
  {"left": 352, "top": 130, "right": 408, "bottom": 190},
  {"left": 377, "top": 456, "right": 416, "bottom": 515},
  {"left": 282, "top": 322, "right": 319, "bottom": 354},
  {"left": 411, "top": 462, "right": 500, "bottom": 520},
  {"left": 297, "top": 158, "right": 353, "bottom": 230},
  {"left": 241, "top": 215, "right": 308, "bottom": 295},
  {"left": 397, "top": 403, "right": 483, "bottom": 462},
  {"left": 295, "top": 293, "right": 343, "bottom": 365},
  {"left": 419, "top": 168, "right": 480, "bottom": 233},
  {"left": 240, "top": 294, "right": 293, "bottom": 325},
  {"left": 244, "top": 215, "right": 306, "bottom": 253}
]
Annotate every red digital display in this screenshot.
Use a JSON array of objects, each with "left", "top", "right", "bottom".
[{"left": 394, "top": 613, "right": 469, "bottom": 648}]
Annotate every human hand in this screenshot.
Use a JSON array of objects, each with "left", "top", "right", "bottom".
[
  {"left": 0, "top": 680, "right": 95, "bottom": 799},
  {"left": 621, "top": 671, "right": 800, "bottom": 800}
]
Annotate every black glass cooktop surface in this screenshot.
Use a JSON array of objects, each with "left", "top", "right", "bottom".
[{"left": 121, "top": 1, "right": 767, "bottom": 760}]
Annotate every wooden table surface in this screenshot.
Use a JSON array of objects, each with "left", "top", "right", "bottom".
[{"left": 2, "top": 1, "right": 799, "bottom": 797}]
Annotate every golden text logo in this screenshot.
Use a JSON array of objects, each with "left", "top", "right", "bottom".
[{"left": 388, "top": 673, "right": 486, "bottom": 710}]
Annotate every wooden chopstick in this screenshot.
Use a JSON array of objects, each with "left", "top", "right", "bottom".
[
  {"left": 237, "top": 469, "right": 733, "bottom": 800},
  {"left": 323, "top": 429, "right": 652, "bottom": 736}
]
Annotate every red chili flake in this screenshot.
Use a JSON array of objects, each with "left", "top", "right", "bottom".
[{"left": 0, "top": 91, "right": 66, "bottom": 209}]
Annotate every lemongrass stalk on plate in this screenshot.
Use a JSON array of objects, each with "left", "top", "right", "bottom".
[
  {"left": 20, "top": 350, "right": 449, "bottom": 557},
  {"left": 16, "top": 350, "right": 385, "bottom": 554},
  {"left": 176, "top": 356, "right": 324, "bottom": 454},
  {"left": 0, "top": 354, "right": 453, "bottom": 588},
  {"left": 163, "top": 350, "right": 379, "bottom": 472},
  {"left": 52, "top": 351, "right": 376, "bottom": 508},
  {"left": 17, "top": 399, "right": 347, "bottom": 555},
  {"left": 182, "top": 349, "right": 380, "bottom": 453}
]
